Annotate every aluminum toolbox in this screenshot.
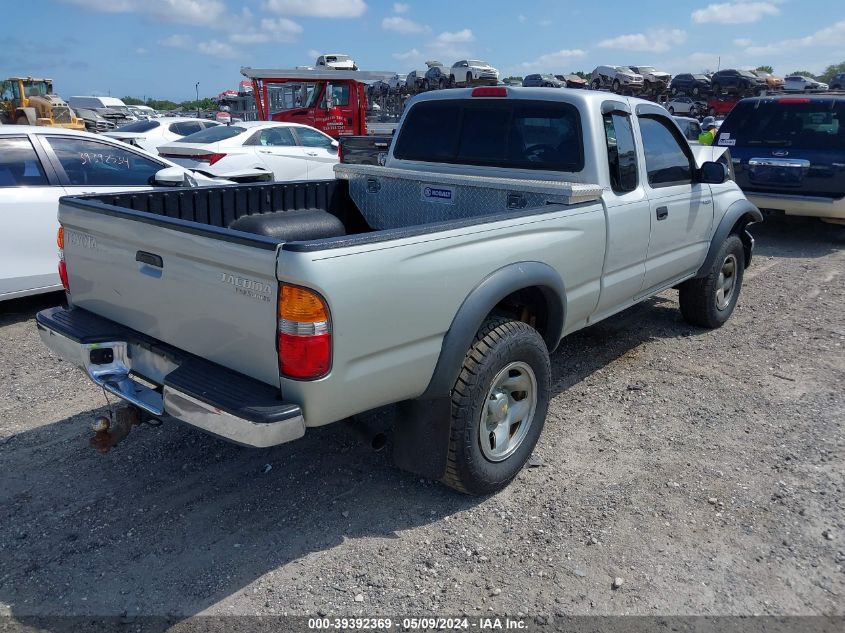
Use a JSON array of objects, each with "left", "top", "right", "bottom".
[{"left": 334, "top": 164, "right": 603, "bottom": 230}]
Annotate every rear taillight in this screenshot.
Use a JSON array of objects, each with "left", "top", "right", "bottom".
[
  {"left": 160, "top": 153, "right": 226, "bottom": 165},
  {"left": 278, "top": 284, "right": 331, "bottom": 380},
  {"left": 57, "top": 227, "right": 69, "bottom": 292}
]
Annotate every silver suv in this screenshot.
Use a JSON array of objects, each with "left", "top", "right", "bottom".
[{"left": 590, "top": 66, "right": 644, "bottom": 93}]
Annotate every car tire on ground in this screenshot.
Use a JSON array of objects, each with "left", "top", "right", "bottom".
[
  {"left": 678, "top": 234, "right": 745, "bottom": 329},
  {"left": 441, "top": 318, "right": 551, "bottom": 495}
]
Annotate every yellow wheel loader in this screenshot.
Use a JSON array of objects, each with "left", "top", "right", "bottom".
[{"left": 0, "top": 77, "right": 85, "bottom": 129}]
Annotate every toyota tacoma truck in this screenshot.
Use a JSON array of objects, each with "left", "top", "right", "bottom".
[{"left": 37, "top": 87, "right": 761, "bottom": 495}]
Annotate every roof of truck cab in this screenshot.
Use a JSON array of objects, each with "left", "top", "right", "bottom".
[{"left": 405, "top": 86, "right": 657, "bottom": 111}]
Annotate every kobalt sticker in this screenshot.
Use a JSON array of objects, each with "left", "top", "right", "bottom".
[
  {"left": 421, "top": 185, "right": 454, "bottom": 205},
  {"left": 718, "top": 138, "right": 736, "bottom": 146}
]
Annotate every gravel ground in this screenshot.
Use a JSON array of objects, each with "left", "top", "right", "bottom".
[{"left": 0, "top": 215, "right": 843, "bottom": 623}]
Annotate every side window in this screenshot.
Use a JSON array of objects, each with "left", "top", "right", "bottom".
[
  {"left": 295, "top": 127, "right": 335, "bottom": 149},
  {"left": 170, "top": 121, "right": 203, "bottom": 136},
  {"left": 638, "top": 116, "right": 693, "bottom": 187},
  {"left": 321, "top": 84, "right": 350, "bottom": 108},
  {"left": 603, "top": 113, "right": 638, "bottom": 193},
  {"left": 250, "top": 127, "right": 296, "bottom": 146},
  {"left": 0, "top": 137, "right": 49, "bottom": 187},
  {"left": 44, "top": 137, "right": 163, "bottom": 187}
]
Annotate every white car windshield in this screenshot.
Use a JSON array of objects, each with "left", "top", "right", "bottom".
[{"left": 468, "top": 61, "right": 488, "bottom": 66}]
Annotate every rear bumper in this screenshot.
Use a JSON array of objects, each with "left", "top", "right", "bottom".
[
  {"left": 746, "top": 191, "right": 845, "bottom": 220},
  {"left": 36, "top": 307, "right": 305, "bottom": 448}
]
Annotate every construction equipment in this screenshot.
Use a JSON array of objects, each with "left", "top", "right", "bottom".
[{"left": 0, "top": 77, "right": 85, "bottom": 129}]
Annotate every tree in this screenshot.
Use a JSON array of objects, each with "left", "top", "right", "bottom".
[
  {"left": 819, "top": 61, "right": 845, "bottom": 84},
  {"left": 790, "top": 70, "right": 817, "bottom": 79},
  {"left": 572, "top": 71, "right": 589, "bottom": 79},
  {"left": 121, "top": 96, "right": 144, "bottom": 105},
  {"left": 503, "top": 76, "right": 523, "bottom": 82},
  {"left": 755, "top": 65, "right": 774, "bottom": 74}
]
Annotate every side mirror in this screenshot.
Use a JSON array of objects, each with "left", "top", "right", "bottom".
[
  {"left": 331, "top": 140, "right": 339, "bottom": 149},
  {"left": 325, "top": 83, "right": 334, "bottom": 109},
  {"left": 699, "top": 161, "right": 727, "bottom": 184},
  {"left": 153, "top": 167, "right": 191, "bottom": 187}
]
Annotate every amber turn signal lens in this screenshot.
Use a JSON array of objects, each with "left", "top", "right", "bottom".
[
  {"left": 57, "top": 227, "right": 64, "bottom": 250},
  {"left": 279, "top": 285, "right": 328, "bottom": 323}
]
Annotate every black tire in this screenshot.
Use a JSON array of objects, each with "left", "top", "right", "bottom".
[
  {"left": 709, "top": 107, "right": 716, "bottom": 117},
  {"left": 679, "top": 234, "right": 745, "bottom": 329},
  {"left": 612, "top": 79, "right": 621, "bottom": 93},
  {"left": 692, "top": 86, "right": 700, "bottom": 96},
  {"left": 439, "top": 78, "right": 447, "bottom": 89},
  {"left": 466, "top": 72, "right": 472, "bottom": 85},
  {"left": 449, "top": 75, "right": 456, "bottom": 87},
  {"left": 422, "top": 79, "right": 430, "bottom": 91},
  {"left": 711, "top": 82, "right": 721, "bottom": 95},
  {"left": 668, "top": 106, "right": 675, "bottom": 115},
  {"left": 591, "top": 79, "right": 601, "bottom": 90},
  {"left": 671, "top": 86, "right": 678, "bottom": 95},
  {"left": 442, "top": 318, "right": 550, "bottom": 495}
]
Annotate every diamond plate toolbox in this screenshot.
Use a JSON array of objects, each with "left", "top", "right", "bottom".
[{"left": 334, "top": 164, "right": 604, "bottom": 230}]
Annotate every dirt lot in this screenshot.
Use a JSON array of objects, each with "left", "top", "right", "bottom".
[{"left": 0, "top": 215, "right": 843, "bottom": 624}]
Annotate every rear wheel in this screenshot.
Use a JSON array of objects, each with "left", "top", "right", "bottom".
[
  {"left": 442, "top": 318, "right": 550, "bottom": 495},
  {"left": 711, "top": 82, "right": 721, "bottom": 95},
  {"left": 591, "top": 78, "right": 601, "bottom": 90},
  {"left": 679, "top": 234, "right": 745, "bottom": 329},
  {"left": 466, "top": 72, "right": 473, "bottom": 85},
  {"left": 422, "top": 79, "right": 430, "bottom": 91},
  {"left": 449, "top": 75, "right": 456, "bottom": 87},
  {"left": 439, "top": 78, "right": 447, "bottom": 89},
  {"left": 612, "top": 79, "right": 621, "bottom": 93},
  {"left": 692, "top": 86, "right": 700, "bottom": 96}
]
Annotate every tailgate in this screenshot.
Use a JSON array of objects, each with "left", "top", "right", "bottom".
[{"left": 59, "top": 201, "right": 282, "bottom": 387}]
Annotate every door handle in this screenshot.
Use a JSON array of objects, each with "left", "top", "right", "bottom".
[
  {"left": 656, "top": 206, "right": 669, "bottom": 220},
  {"left": 258, "top": 149, "right": 272, "bottom": 154},
  {"left": 306, "top": 151, "right": 319, "bottom": 156}
]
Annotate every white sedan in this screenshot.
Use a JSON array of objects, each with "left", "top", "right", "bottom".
[
  {"left": 0, "top": 126, "right": 228, "bottom": 301},
  {"left": 157, "top": 121, "right": 339, "bottom": 182},
  {"left": 665, "top": 96, "right": 705, "bottom": 116},
  {"left": 103, "top": 117, "right": 220, "bottom": 154}
]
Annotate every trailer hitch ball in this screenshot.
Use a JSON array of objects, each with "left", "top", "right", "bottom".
[{"left": 89, "top": 406, "right": 140, "bottom": 454}]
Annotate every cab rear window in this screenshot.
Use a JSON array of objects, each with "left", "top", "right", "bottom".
[
  {"left": 720, "top": 100, "right": 844, "bottom": 150},
  {"left": 393, "top": 100, "right": 584, "bottom": 172}
]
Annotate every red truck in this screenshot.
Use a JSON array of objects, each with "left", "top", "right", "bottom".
[{"left": 242, "top": 67, "right": 394, "bottom": 139}]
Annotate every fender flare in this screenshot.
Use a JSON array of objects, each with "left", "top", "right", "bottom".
[
  {"left": 696, "top": 199, "right": 763, "bottom": 277},
  {"left": 419, "top": 261, "right": 566, "bottom": 400}
]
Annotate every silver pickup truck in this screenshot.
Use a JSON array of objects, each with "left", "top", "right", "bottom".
[{"left": 37, "top": 87, "right": 762, "bottom": 494}]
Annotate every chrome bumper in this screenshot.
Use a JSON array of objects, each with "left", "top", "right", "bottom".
[{"left": 37, "top": 310, "right": 305, "bottom": 448}]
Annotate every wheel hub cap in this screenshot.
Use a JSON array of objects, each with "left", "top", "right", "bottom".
[
  {"left": 716, "top": 254, "right": 737, "bottom": 310},
  {"left": 479, "top": 362, "right": 538, "bottom": 462}
]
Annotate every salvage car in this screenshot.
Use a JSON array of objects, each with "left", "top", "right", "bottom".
[
  {"left": 717, "top": 94, "right": 845, "bottom": 223},
  {"left": 37, "top": 87, "right": 761, "bottom": 494},
  {"left": 555, "top": 74, "right": 588, "bottom": 89},
  {"left": 158, "top": 121, "right": 338, "bottom": 182},
  {"left": 750, "top": 70, "right": 784, "bottom": 91},
  {"left": 710, "top": 69, "right": 767, "bottom": 96},
  {"left": 0, "top": 126, "right": 229, "bottom": 301},
  {"left": 450, "top": 60, "right": 499, "bottom": 86},
  {"left": 522, "top": 74, "right": 564, "bottom": 88},
  {"left": 104, "top": 117, "right": 220, "bottom": 154},
  {"left": 628, "top": 65, "right": 671, "bottom": 93},
  {"left": 674, "top": 116, "right": 702, "bottom": 141},
  {"left": 670, "top": 73, "right": 711, "bottom": 97},
  {"left": 590, "top": 66, "right": 644, "bottom": 93},
  {"left": 315, "top": 54, "right": 357, "bottom": 71},
  {"left": 423, "top": 62, "right": 450, "bottom": 90},
  {"left": 666, "top": 96, "right": 705, "bottom": 116},
  {"left": 783, "top": 75, "right": 828, "bottom": 92}
]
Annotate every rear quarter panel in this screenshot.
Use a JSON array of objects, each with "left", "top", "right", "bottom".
[{"left": 278, "top": 205, "right": 606, "bottom": 427}]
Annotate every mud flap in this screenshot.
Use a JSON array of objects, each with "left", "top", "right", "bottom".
[{"left": 392, "top": 396, "right": 452, "bottom": 480}]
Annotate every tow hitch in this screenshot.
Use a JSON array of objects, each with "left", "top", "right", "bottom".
[{"left": 89, "top": 404, "right": 161, "bottom": 454}]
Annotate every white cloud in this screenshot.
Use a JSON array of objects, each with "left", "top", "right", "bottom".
[
  {"left": 518, "top": 14, "right": 526, "bottom": 23},
  {"left": 197, "top": 39, "right": 237, "bottom": 59},
  {"left": 382, "top": 16, "right": 429, "bottom": 34},
  {"left": 598, "top": 29, "right": 687, "bottom": 53},
  {"left": 392, "top": 48, "right": 422, "bottom": 61},
  {"left": 160, "top": 34, "right": 193, "bottom": 48},
  {"left": 434, "top": 29, "right": 474, "bottom": 44},
  {"left": 393, "top": 2, "right": 409, "bottom": 13},
  {"left": 746, "top": 19, "right": 845, "bottom": 55},
  {"left": 229, "top": 17, "right": 302, "bottom": 43},
  {"left": 520, "top": 49, "right": 587, "bottom": 70},
  {"left": 733, "top": 38, "right": 753, "bottom": 46},
  {"left": 691, "top": 2, "right": 779, "bottom": 25},
  {"left": 160, "top": 33, "right": 235, "bottom": 58},
  {"left": 264, "top": 0, "right": 367, "bottom": 18},
  {"left": 60, "top": 0, "right": 234, "bottom": 28},
  {"left": 538, "top": 19, "right": 552, "bottom": 27}
]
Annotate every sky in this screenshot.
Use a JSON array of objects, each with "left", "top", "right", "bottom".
[{"left": 3, "top": 0, "right": 844, "bottom": 101}]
